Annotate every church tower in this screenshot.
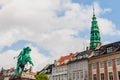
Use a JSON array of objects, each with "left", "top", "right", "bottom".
[{"left": 90, "top": 8, "right": 101, "bottom": 49}]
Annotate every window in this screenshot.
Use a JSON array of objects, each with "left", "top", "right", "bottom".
[
  {"left": 100, "top": 62, "right": 104, "bottom": 68},
  {"left": 72, "top": 57, "right": 77, "bottom": 61},
  {"left": 107, "top": 47, "right": 113, "bottom": 53},
  {"left": 101, "top": 73, "right": 104, "bottom": 80},
  {"left": 80, "top": 71, "right": 83, "bottom": 79},
  {"left": 92, "top": 63, "right": 96, "bottom": 69},
  {"left": 84, "top": 71, "right": 88, "bottom": 80},
  {"left": 94, "top": 51, "right": 99, "bottom": 56},
  {"left": 73, "top": 73, "right": 75, "bottom": 79},
  {"left": 117, "top": 58, "right": 120, "bottom": 65},
  {"left": 83, "top": 54, "right": 88, "bottom": 58},
  {"left": 77, "top": 72, "right": 79, "bottom": 79},
  {"left": 108, "top": 60, "right": 112, "bottom": 67},
  {"left": 69, "top": 73, "right": 71, "bottom": 80},
  {"left": 58, "top": 75, "right": 60, "bottom": 80},
  {"left": 109, "top": 72, "right": 113, "bottom": 80},
  {"left": 93, "top": 74, "right": 97, "bottom": 80},
  {"left": 47, "top": 69, "right": 50, "bottom": 72},
  {"left": 64, "top": 59, "right": 69, "bottom": 64},
  {"left": 77, "top": 56, "right": 82, "bottom": 59},
  {"left": 118, "top": 71, "right": 120, "bottom": 80}
]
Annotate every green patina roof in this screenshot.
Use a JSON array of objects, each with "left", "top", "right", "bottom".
[{"left": 90, "top": 8, "right": 101, "bottom": 49}]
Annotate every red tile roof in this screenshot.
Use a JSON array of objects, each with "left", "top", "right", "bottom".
[{"left": 57, "top": 53, "right": 76, "bottom": 66}]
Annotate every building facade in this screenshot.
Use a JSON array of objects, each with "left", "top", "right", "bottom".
[
  {"left": 89, "top": 41, "right": 120, "bottom": 80},
  {"left": 52, "top": 53, "right": 76, "bottom": 80},
  {"left": 68, "top": 51, "right": 90, "bottom": 80},
  {"left": 52, "top": 64, "right": 68, "bottom": 80}
]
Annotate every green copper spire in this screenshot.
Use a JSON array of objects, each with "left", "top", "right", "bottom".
[{"left": 90, "top": 7, "right": 101, "bottom": 49}]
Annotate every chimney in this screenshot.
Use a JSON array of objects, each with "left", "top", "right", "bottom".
[
  {"left": 95, "top": 43, "right": 101, "bottom": 49},
  {"left": 70, "top": 53, "right": 73, "bottom": 55},
  {"left": 86, "top": 46, "right": 89, "bottom": 50},
  {"left": 29, "top": 66, "right": 32, "bottom": 73}
]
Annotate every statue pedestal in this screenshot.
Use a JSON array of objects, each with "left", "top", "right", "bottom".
[
  {"left": 9, "top": 72, "right": 35, "bottom": 80},
  {"left": 21, "top": 72, "right": 35, "bottom": 80}
]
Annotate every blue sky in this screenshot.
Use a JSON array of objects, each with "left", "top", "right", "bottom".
[{"left": 0, "top": 0, "right": 120, "bottom": 71}]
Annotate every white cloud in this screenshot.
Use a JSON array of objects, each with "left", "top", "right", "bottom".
[
  {"left": 38, "top": 29, "right": 86, "bottom": 58},
  {"left": 103, "top": 8, "right": 112, "bottom": 13},
  {"left": 0, "top": 0, "right": 119, "bottom": 71},
  {"left": 98, "top": 18, "right": 120, "bottom": 36},
  {"left": 0, "top": 0, "right": 10, "bottom": 5},
  {"left": 0, "top": 50, "right": 17, "bottom": 69}
]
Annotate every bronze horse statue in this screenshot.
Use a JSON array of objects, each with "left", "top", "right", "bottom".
[{"left": 15, "top": 46, "right": 34, "bottom": 74}]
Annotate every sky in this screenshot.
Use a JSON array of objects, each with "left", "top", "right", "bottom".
[{"left": 0, "top": 0, "right": 120, "bottom": 71}]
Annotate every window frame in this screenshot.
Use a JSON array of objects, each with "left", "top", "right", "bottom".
[
  {"left": 116, "top": 58, "right": 120, "bottom": 65},
  {"left": 107, "top": 47, "right": 113, "bottom": 53}
]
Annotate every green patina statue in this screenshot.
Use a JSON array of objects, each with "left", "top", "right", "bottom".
[{"left": 15, "top": 46, "right": 34, "bottom": 74}]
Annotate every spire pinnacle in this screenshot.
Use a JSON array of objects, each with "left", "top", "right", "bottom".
[
  {"left": 92, "top": 6, "right": 96, "bottom": 20},
  {"left": 93, "top": 6, "right": 95, "bottom": 16}
]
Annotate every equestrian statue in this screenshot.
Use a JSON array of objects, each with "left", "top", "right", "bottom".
[{"left": 15, "top": 46, "right": 34, "bottom": 74}]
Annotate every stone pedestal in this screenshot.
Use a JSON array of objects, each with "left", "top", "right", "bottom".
[{"left": 9, "top": 72, "right": 35, "bottom": 80}]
